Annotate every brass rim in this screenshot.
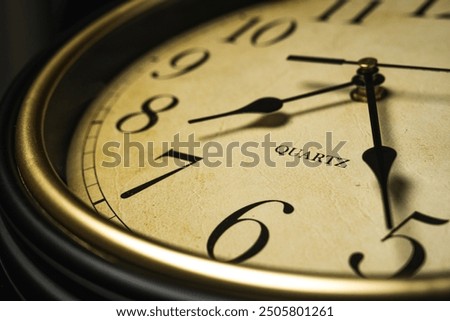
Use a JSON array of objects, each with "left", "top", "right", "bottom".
[{"left": 14, "top": 0, "right": 450, "bottom": 298}]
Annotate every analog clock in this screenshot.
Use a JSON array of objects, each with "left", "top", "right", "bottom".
[{"left": 0, "top": 0, "right": 449, "bottom": 299}]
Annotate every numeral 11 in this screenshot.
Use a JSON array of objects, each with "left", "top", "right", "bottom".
[
  {"left": 318, "top": 0, "right": 381, "bottom": 24},
  {"left": 413, "top": 0, "right": 450, "bottom": 19}
]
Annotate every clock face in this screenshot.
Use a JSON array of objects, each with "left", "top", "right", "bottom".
[
  {"left": 64, "top": 0, "right": 450, "bottom": 280},
  {"left": 9, "top": 0, "right": 450, "bottom": 299}
]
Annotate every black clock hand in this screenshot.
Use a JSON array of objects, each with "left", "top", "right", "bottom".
[
  {"left": 358, "top": 58, "right": 397, "bottom": 230},
  {"left": 287, "top": 55, "right": 450, "bottom": 73},
  {"left": 188, "top": 81, "right": 353, "bottom": 124}
]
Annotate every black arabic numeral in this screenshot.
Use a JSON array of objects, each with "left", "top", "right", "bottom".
[
  {"left": 412, "top": 0, "right": 450, "bottom": 19},
  {"left": 151, "top": 48, "right": 210, "bottom": 80},
  {"left": 116, "top": 94, "right": 178, "bottom": 133},
  {"left": 224, "top": 17, "right": 261, "bottom": 43},
  {"left": 120, "top": 149, "right": 203, "bottom": 199},
  {"left": 349, "top": 211, "right": 449, "bottom": 278},
  {"left": 207, "top": 200, "right": 294, "bottom": 263},
  {"left": 318, "top": 0, "right": 382, "bottom": 24},
  {"left": 225, "top": 17, "right": 297, "bottom": 47},
  {"left": 318, "top": 0, "right": 348, "bottom": 21}
]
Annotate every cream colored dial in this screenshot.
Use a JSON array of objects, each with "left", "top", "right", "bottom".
[{"left": 67, "top": 0, "right": 450, "bottom": 278}]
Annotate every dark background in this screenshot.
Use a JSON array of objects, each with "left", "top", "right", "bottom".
[
  {"left": 0, "top": 0, "right": 118, "bottom": 98},
  {"left": 0, "top": 0, "right": 118, "bottom": 300}
]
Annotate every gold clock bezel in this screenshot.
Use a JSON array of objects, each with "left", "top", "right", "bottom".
[{"left": 15, "top": 0, "right": 450, "bottom": 299}]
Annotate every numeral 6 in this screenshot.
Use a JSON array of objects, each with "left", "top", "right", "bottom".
[{"left": 207, "top": 200, "right": 294, "bottom": 263}]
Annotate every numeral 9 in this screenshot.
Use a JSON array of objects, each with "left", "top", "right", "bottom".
[{"left": 151, "top": 48, "right": 210, "bottom": 80}]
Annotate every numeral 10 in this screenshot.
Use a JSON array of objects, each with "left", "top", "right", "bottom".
[{"left": 224, "top": 17, "right": 297, "bottom": 47}]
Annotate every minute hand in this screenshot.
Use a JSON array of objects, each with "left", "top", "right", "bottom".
[
  {"left": 287, "top": 55, "right": 450, "bottom": 73},
  {"left": 359, "top": 58, "right": 397, "bottom": 230}
]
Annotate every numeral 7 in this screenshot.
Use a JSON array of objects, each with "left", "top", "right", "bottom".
[{"left": 121, "top": 149, "right": 202, "bottom": 199}]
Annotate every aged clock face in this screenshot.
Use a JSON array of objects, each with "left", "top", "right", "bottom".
[
  {"left": 64, "top": 0, "right": 450, "bottom": 279},
  {"left": 8, "top": 0, "right": 450, "bottom": 299}
]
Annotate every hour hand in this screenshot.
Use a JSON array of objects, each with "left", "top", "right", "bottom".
[
  {"left": 188, "top": 97, "right": 282, "bottom": 124},
  {"left": 188, "top": 82, "right": 353, "bottom": 124}
]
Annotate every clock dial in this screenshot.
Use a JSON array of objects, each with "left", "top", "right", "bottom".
[
  {"left": 65, "top": 0, "right": 450, "bottom": 279},
  {"left": 6, "top": 0, "right": 449, "bottom": 299}
]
